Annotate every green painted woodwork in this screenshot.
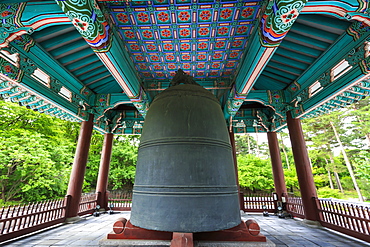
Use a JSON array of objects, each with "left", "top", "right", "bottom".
[
  {"left": 285, "top": 32, "right": 331, "bottom": 51},
  {"left": 263, "top": 67, "right": 297, "bottom": 81},
  {"left": 65, "top": 55, "right": 99, "bottom": 71},
  {"left": 268, "top": 61, "right": 304, "bottom": 76},
  {"left": 1, "top": 0, "right": 370, "bottom": 133},
  {"left": 279, "top": 40, "right": 323, "bottom": 57},
  {"left": 275, "top": 48, "right": 316, "bottom": 64},
  {"left": 271, "top": 55, "right": 309, "bottom": 71},
  {"left": 293, "top": 28, "right": 370, "bottom": 97},
  {"left": 289, "top": 23, "right": 339, "bottom": 43},
  {"left": 256, "top": 76, "right": 290, "bottom": 90}
]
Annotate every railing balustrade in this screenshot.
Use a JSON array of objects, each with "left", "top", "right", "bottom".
[
  {"left": 242, "top": 193, "right": 275, "bottom": 213},
  {"left": 78, "top": 193, "right": 97, "bottom": 216},
  {"left": 1, "top": 191, "right": 369, "bottom": 244},
  {"left": 0, "top": 197, "right": 67, "bottom": 243},
  {"left": 315, "top": 198, "right": 370, "bottom": 242},
  {"left": 285, "top": 194, "right": 305, "bottom": 219},
  {"left": 107, "top": 191, "right": 132, "bottom": 211}
]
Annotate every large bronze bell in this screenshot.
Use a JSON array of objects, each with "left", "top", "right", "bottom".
[{"left": 130, "top": 82, "right": 241, "bottom": 233}]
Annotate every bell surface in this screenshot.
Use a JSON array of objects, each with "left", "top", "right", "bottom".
[{"left": 130, "top": 84, "right": 241, "bottom": 233}]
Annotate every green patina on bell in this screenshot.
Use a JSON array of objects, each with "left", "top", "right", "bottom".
[{"left": 130, "top": 71, "right": 240, "bottom": 232}]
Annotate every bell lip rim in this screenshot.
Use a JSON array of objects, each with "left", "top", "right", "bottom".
[{"left": 129, "top": 218, "right": 242, "bottom": 233}]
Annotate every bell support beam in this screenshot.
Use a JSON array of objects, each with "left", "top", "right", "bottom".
[
  {"left": 267, "top": 132, "right": 287, "bottom": 199},
  {"left": 286, "top": 111, "right": 319, "bottom": 222},
  {"left": 66, "top": 114, "right": 94, "bottom": 219},
  {"left": 96, "top": 133, "right": 114, "bottom": 210},
  {"left": 223, "top": 0, "right": 308, "bottom": 118},
  {"left": 55, "top": 0, "right": 150, "bottom": 117}
]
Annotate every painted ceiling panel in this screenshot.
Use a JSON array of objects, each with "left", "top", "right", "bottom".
[{"left": 102, "top": 0, "right": 263, "bottom": 88}]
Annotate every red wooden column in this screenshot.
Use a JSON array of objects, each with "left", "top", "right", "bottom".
[
  {"left": 228, "top": 128, "right": 243, "bottom": 210},
  {"left": 96, "top": 133, "right": 114, "bottom": 210},
  {"left": 267, "top": 132, "right": 287, "bottom": 199},
  {"left": 65, "top": 114, "right": 94, "bottom": 218},
  {"left": 286, "top": 111, "right": 319, "bottom": 221}
]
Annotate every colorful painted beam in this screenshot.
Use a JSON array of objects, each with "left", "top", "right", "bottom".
[
  {"left": 224, "top": 0, "right": 308, "bottom": 118},
  {"left": 55, "top": 0, "right": 150, "bottom": 117},
  {"left": 0, "top": 2, "right": 70, "bottom": 48},
  {"left": 302, "top": 0, "right": 370, "bottom": 25}
]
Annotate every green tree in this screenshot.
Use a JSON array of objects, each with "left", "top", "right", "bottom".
[
  {"left": 235, "top": 134, "right": 257, "bottom": 155},
  {"left": 83, "top": 133, "right": 139, "bottom": 192},
  {"left": 0, "top": 101, "right": 78, "bottom": 203},
  {"left": 237, "top": 154, "right": 274, "bottom": 192},
  {"left": 109, "top": 135, "right": 139, "bottom": 190}
]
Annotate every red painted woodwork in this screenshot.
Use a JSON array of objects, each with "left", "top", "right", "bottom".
[
  {"left": 267, "top": 132, "right": 287, "bottom": 199},
  {"left": 107, "top": 220, "right": 172, "bottom": 240},
  {"left": 245, "top": 219, "right": 260, "bottom": 236},
  {"left": 315, "top": 198, "right": 370, "bottom": 242},
  {"left": 241, "top": 193, "right": 275, "bottom": 213},
  {"left": 113, "top": 218, "right": 128, "bottom": 234},
  {"left": 107, "top": 191, "right": 132, "bottom": 211},
  {"left": 66, "top": 114, "right": 94, "bottom": 218},
  {"left": 286, "top": 111, "right": 319, "bottom": 221},
  {"left": 107, "top": 220, "right": 266, "bottom": 242},
  {"left": 193, "top": 221, "right": 266, "bottom": 242},
  {"left": 171, "top": 233, "right": 194, "bottom": 247},
  {"left": 96, "top": 133, "right": 114, "bottom": 209}
]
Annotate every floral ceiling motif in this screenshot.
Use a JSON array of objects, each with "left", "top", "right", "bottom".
[{"left": 103, "top": 0, "right": 262, "bottom": 85}]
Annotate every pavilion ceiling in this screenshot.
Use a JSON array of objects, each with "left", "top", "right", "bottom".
[{"left": 0, "top": 0, "right": 370, "bottom": 134}]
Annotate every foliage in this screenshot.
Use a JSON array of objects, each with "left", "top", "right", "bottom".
[
  {"left": 237, "top": 154, "right": 274, "bottom": 191},
  {"left": 283, "top": 166, "right": 299, "bottom": 191},
  {"left": 0, "top": 101, "right": 77, "bottom": 202},
  {"left": 317, "top": 187, "right": 343, "bottom": 199},
  {"left": 84, "top": 134, "right": 139, "bottom": 192},
  {"left": 235, "top": 134, "right": 257, "bottom": 155},
  {"left": 108, "top": 135, "right": 139, "bottom": 190},
  {"left": 0, "top": 100, "right": 141, "bottom": 203}
]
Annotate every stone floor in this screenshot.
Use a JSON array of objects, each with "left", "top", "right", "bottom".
[{"left": 1, "top": 211, "right": 370, "bottom": 247}]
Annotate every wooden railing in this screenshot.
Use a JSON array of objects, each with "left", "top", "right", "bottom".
[
  {"left": 315, "top": 198, "right": 370, "bottom": 242},
  {"left": 0, "top": 193, "right": 98, "bottom": 243},
  {"left": 2, "top": 192, "right": 369, "bottom": 243},
  {"left": 285, "top": 194, "right": 305, "bottom": 219},
  {"left": 78, "top": 193, "right": 97, "bottom": 216},
  {"left": 242, "top": 193, "right": 275, "bottom": 213},
  {"left": 107, "top": 191, "right": 132, "bottom": 211},
  {"left": 0, "top": 197, "right": 68, "bottom": 243}
]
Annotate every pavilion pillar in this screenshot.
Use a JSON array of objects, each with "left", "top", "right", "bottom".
[
  {"left": 228, "top": 129, "right": 243, "bottom": 210},
  {"left": 96, "top": 133, "right": 114, "bottom": 210},
  {"left": 267, "top": 132, "right": 287, "bottom": 199},
  {"left": 286, "top": 111, "right": 319, "bottom": 222},
  {"left": 65, "top": 114, "right": 94, "bottom": 219}
]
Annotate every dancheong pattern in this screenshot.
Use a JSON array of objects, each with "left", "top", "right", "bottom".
[
  {"left": 260, "top": 0, "right": 307, "bottom": 47},
  {"left": 102, "top": 0, "right": 263, "bottom": 84},
  {"left": 56, "top": 0, "right": 111, "bottom": 52}
]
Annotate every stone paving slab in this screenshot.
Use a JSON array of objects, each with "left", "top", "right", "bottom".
[{"left": 1, "top": 211, "right": 369, "bottom": 246}]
